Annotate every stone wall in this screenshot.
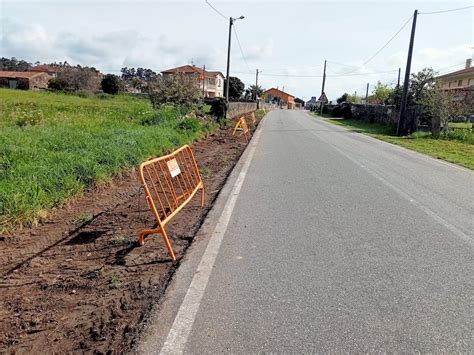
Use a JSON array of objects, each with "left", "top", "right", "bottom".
[{"left": 228, "top": 102, "right": 257, "bottom": 118}]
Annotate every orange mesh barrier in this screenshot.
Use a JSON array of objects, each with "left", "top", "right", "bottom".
[
  {"left": 250, "top": 112, "right": 256, "bottom": 125},
  {"left": 138, "top": 145, "right": 204, "bottom": 261},
  {"left": 232, "top": 116, "right": 250, "bottom": 142}
]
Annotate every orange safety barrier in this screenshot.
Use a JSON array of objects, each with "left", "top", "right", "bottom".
[
  {"left": 250, "top": 112, "right": 256, "bottom": 125},
  {"left": 138, "top": 145, "right": 204, "bottom": 261},
  {"left": 232, "top": 116, "right": 250, "bottom": 142}
]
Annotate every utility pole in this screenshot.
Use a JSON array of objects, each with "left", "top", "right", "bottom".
[
  {"left": 365, "top": 83, "right": 369, "bottom": 104},
  {"left": 320, "top": 59, "right": 327, "bottom": 115},
  {"left": 397, "top": 67, "right": 401, "bottom": 87},
  {"left": 397, "top": 10, "right": 418, "bottom": 136},
  {"left": 225, "top": 15, "right": 245, "bottom": 111},
  {"left": 255, "top": 69, "right": 260, "bottom": 108},
  {"left": 202, "top": 64, "right": 206, "bottom": 99}
]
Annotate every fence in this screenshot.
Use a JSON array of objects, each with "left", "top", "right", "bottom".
[{"left": 138, "top": 145, "right": 204, "bottom": 261}]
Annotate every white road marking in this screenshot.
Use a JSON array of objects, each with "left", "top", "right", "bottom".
[
  {"left": 159, "top": 117, "right": 266, "bottom": 354},
  {"left": 306, "top": 117, "right": 473, "bottom": 247}
]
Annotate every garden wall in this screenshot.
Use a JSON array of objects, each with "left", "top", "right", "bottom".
[{"left": 228, "top": 102, "right": 257, "bottom": 118}]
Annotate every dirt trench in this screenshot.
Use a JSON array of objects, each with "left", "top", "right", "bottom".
[{"left": 0, "top": 116, "right": 257, "bottom": 354}]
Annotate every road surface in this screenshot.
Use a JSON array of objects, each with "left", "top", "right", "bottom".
[{"left": 144, "top": 110, "right": 474, "bottom": 353}]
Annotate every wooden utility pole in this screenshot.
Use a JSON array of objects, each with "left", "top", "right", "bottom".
[
  {"left": 365, "top": 83, "right": 369, "bottom": 103},
  {"left": 320, "top": 59, "right": 327, "bottom": 115},
  {"left": 225, "top": 18, "right": 233, "bottom": 105},
  {"left": 397, "top": 67, "right": 401, "bottom": 87},
  {"left": 397, "top": 10, "right": 418, "bottom": 136}
]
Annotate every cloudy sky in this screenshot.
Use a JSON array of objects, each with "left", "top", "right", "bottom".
[{"left": 1, "top": 0, "right": 472, "bottom": 100}]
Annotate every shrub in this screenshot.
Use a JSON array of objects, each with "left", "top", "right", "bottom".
[
  {"left": 208, "top": 98, "right": 227, "bottom": 120},
  {"left": 148, "top": 73, "right": 201, "bottom": 108},
  {"left": 101, "top": 74, "right": 122, "bottom": 95}
]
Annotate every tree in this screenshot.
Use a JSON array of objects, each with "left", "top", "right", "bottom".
[
  {"left": 336, "top": 93, "right": 349, "bottom": 104},
  {"left": 101, "top": 74, "right": 122, "bottom": 94},
  {"left": 121, "top": 67, "right": 157, "bottom": 92},
  {"left": 369, "top": 81, "right": 393, "bottom": 105},
  {"left": 347, "top": 92, "right": 361, "bottom": 104},
  {"left": 408, "top": 67, "right": 437, "bottom": 105},
  {"left": 224, "top": 76, "right": 245, "bottom": 100},
  {"left": 0, "top": 57, "right": 32, "bottom": 71},
  {"left": 148, "top": 73, "right": 201, "bottom": 107},
  {"left": 244, "top": 84, "right": 264, "bottom": 101},
  {"left": 48, "top": 65, "right": 101, "bottom": 92},
  {"left": 421, "top": 81, "right": 468, "bottom": 137}
]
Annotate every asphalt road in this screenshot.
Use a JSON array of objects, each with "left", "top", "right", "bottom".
[{"left": 160, "top": 110, "right": 474, "bottom": 353}]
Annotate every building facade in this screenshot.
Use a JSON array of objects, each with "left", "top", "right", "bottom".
[
  {"left": 262, "top": 88, "right": 295, "bottom": 109},
  {"left": 0, "top": 71, "right": 52, "bottom": 90},
  {"left": 161, "top": 65, "right": 224, "bottom": 98},
  {"left": 437, "top": 59, "right": 474, "bottom": 90}
]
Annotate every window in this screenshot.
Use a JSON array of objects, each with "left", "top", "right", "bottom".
[
  {"left": 468, "top": 78, "right": 473, "bottom": 86},
  {"left": 458, "top": 79, "right": 463, "bottom": 87}
]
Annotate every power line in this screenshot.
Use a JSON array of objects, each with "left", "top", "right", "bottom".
[
  {"left": 233, "top": 25, "right": 252, "bottom": 72},
  {"left": 362, "top": 15, "right": 413, "bottom": 66},
  {"left": 204, "top": 0, "right": 227, "bottom": 19},
  {"left": 419, "top": 5, "right": 474, "bottom": 15}
]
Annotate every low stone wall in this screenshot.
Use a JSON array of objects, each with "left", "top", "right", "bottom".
[
  {"left": 350, "top": 104, "right": 399, "bottom": 126},
  {"left": 228, "top": 102, "right": 257, "bottom": 118}
]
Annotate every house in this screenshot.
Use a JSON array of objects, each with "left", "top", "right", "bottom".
[
  {"left": 161, "top": 65, "right": 225, "bottom": 98},
  {"left": 262, "top": 88, "right": 295, "bottom": 109},
  {"left": 437, "top": 58, "right": 474, "bottom": 90},
  {"left": 294, "top": 97, "right": 305, "bottom": 109},
  {"left": 305, "top": 96, "right": 318, "bottom": 110},
  {"left": 30, "top": 64, "right": 60, "bottom": 78},
  {"left": 0, "top": 71, "right": 52, "bottom": 90}
]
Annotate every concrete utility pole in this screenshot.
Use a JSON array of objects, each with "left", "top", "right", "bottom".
[
  {"left": 397, "top": 10, "right": 418, "bottom": 136},
  {"left": 225, "top": 15, "right": 245, "bottom": 106},
  {"left": 320, "top": 59, "right": 327, "bottom": 115},
  {"left": 255, "top": 69, "right": 260, "bottom": 108},
  {"left": 365, "top": 83, "right": 369, "bottom": 103}
]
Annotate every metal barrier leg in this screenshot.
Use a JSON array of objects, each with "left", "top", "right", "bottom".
[{"left": 138, "top": 227, "right": 177, "bottom": 261}]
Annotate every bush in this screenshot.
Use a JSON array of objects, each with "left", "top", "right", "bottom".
[
  {"left": 101, "top": 74, "right": 122, "bottom": 95},
  {"left": 148, "top": 73, "right": 201, "bottom": 108},
  {"left": 207, "top": 98, "right": 226, "bottom": 120}
]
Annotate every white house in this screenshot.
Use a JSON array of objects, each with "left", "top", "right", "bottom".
[{"left": 161, "top": 65, "right": 224, "bottom": 98}]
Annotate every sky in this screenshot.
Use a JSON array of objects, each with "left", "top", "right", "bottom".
[{"left": 1, "top": 0, "right": 473, "bottom": 101}]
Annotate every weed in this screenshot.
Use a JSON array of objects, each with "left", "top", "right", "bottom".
[
  {"left": 111, "top": 234, "right": 132, "bottom": 245},
  {"left": 109, "top": 274, "right": 122, "bottom": 288},
  {"left": 72, "top": 213, "right": 94, "bottom": 225},
  {"left": 200, "top": 167, "right": 211, "bottom": 178}
]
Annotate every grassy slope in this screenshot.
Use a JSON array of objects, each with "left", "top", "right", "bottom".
[
  {"left": 322, "top": 118, "right": 474, "bottom": 170},
  {"left": 0, "top": 89, "right": 213, "bottom": 230}
]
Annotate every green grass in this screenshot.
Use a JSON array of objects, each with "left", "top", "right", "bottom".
[
  {"left": 0, "top": 89, "right": 216, "bottom": 231},
  {"left": 322, "top": 118, "right": 474, "bottom": 170}
]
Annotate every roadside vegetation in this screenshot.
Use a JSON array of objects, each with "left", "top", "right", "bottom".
[
  {"left": 325, "top": 118, "right": 474, "bottom": 169},
  {"left": 0, "top": 89, "right": 216, "bottom": 231}
]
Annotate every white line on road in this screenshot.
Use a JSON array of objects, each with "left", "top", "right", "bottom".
[
  {"left": 159, "top": 117, "right": 266, "bottom": 354},
  {"left": 306, "top": 117, "right": 473, "bottom": 247}
]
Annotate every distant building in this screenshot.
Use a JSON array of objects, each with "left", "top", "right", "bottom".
[
  {"left": 262, "top": 88, "right": 295, "bottom": 109},
  {"left": 0, "top": 71, "right": 52, "bottom": 90},
  {"left": 437, "top": 58, "right": 474, "bottom": 90},
  {"left": 161, "top": 65, "right": 224, "bottom": 98},
  {"left": 30, "top": 64, "right": 60, "bottom": 78},
  {"left": 437, "top": 58, "right": 473, "bottom": 104},
  {"left": 294, "top": 97, "right": 305, "bottom": 109},
  {"left": 305, "top": 96, "right": 318, "bottom": 110}
]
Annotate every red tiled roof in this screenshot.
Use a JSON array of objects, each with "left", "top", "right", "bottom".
[
  {"left": 263, "top": 87, "right": 295, "bottom": 99},
  {"left": 0, "top": 71, "right": 47, "bottom": 79},
  {"left": 437, "top": 66, "right": 474, "bottom": 79}
]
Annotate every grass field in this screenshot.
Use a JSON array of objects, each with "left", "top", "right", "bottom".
[
  {"left": 323, "top": 118, "right": 474, "bottom": 170},
  {"left": 0, "top": 89, "right": 215, "bottom": 231}
]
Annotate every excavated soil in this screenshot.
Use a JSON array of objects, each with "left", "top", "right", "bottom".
[{"left": 0, "top": 116, "right": 257, "bottom": 354}]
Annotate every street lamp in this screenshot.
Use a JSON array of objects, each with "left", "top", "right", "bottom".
[{"left": 225, "top": 15, "right": 245, "bottom": 108}]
